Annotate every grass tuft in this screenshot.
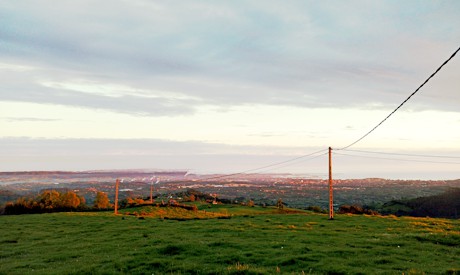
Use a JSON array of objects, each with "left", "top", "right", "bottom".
[{"left": 159, "top": 244, "right": 185, "bottom": 256}]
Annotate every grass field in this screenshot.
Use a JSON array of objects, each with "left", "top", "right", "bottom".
[{"left": 1, "top": 204, "right": 459, "bottom": 274}]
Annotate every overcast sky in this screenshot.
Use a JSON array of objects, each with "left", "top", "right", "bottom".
[{"left": 1, "top": 1, "right": 460, "bottom": 179}]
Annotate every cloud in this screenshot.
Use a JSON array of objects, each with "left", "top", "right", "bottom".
[
  {"left": 0, "top": 67, "right": 198, "bottom": 116},
  {"left": 1, "top": 0, "right": 459, "bottom": 116},
  {"left": 0, "top": 137, "right": 327, "bottom": 174},
  {"left": 0, "top": 137, "right": 315, "bottom": 157},
  {"left": 1, "top": 137, "right": 459, "bottom": 179},
  {"left": 2, "top": 117, "right": 59, "bottom": 122}
]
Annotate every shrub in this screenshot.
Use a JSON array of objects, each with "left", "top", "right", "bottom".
[
  {"left": 276, "top": 198, "right": 284, "bottom": 210},
  {"left": 93, "top": 192, "right": 111, "bottom": 209},
  {"left": 3, "top": 190, "right": 86, "bottom": 214},
  {"left": 338, "top": 205, "right": 378, "bottom": 215},
  {"left": 307, "top": 206, "right": 327, "bottom": 213}
]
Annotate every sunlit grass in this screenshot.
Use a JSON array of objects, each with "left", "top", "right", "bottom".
[
  {"left": 1, "top": 206, "right": 459, "bottom": 274},
  {"left": 120, "top": 205, "right": 230, "bottom": 219},
  {"left": 119, "top": 203, "right": 305, "bottom": 220}
]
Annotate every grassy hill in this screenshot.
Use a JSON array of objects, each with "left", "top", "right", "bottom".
[
  {"left": 1, "top": 204, "right": 459, "bottom": 274},
  {"left": 377, "top": 188, "right": 460, "bottom": 218}
]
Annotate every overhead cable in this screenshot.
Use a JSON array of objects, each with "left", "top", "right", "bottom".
[
  {"left": 197, "top": 148, "right": 328, "bottom": 182},
  {"left": 339, "top": 46, "right": 460, "bottom": 150},
  {"left": 253, "top": 152, "right": 328, "bottom": 174},
  {"left": 334, "top": 152, "right": 460, "bottom": 165},
  {"left": 342, "top": 149, "right": 460, "bottom": 159},
  {"left": 163, "top": 148, "right": 328, "bottom": 184}
]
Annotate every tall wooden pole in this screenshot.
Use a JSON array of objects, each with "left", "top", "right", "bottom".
[
  {"left": 328, "top": 147, "right": 334, "bottom": 220},
  {"left": 114, "top": 179, "right": 120, "bottom": 215},
  {"left": 150, "top": 184, "right": 153, "bottom": 203}
]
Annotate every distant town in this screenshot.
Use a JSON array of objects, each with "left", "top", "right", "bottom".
[{"left": 1, "top": 170, "right": 458, "bottom": 210}]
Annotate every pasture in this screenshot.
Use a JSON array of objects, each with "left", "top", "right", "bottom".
[{"left": 1, "top": 205, "right": 459, "bottom": 274}]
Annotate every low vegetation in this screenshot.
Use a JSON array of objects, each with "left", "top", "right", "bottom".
[
  {"left": 2, "top": 190, "right": 111, "bottom": 215},
  {"left": 1, "top": 204, "right": 459, "bottom": 274},
  {"left": 121, "top": 205, "right": 230, "bottom": 220},
  {"left": 2, "top": 190, "right": 87, "bottom": 214},
  {"left": 338, "top": 204, "right": 379, "bottom": 215},
  {"left": 370, "top": 187, "right": 460, "bottom": 218}
]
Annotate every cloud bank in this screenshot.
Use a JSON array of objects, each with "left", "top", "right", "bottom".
[
  {"left": 1, "top": 1, "right": 460, "bottom": 178},
  {"left": 1, "top": 1, "right": 459, "bottom": 116}
]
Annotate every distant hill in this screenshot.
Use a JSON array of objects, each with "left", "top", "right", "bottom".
[
  {"left": 0, "top": 170, "right": 188, "bottom": 177},
  {"left": 0, "top": 190, "right": 22, "bottom": 206},
  {"left": 377, "top": 188, "right": 460, "bottom": 218}
]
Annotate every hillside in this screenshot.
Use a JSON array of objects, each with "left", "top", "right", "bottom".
[
  {"left": 377, "top": 188, "right": 460, "bottom": 218},
  {"left": 1, "top": 205, "right": 459, "bottom": 274},
  {"left": 2, "top": 171, "right": 459, "bottom": 210}
]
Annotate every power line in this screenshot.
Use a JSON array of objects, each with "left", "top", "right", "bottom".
[
  {"left": 153, "top": 47, "right": 460, "bottom": 185},
  {"left": 340, "top": 46, "right": 460, "bottom": 150},
  {"left": 334, "top": 151, "right": 460, "bottom": 165},
  {"left": 342, "top": 149, "right": 460, "bottom": 159},
  {"left": 197, "top": 148, "right": 328, "bottom": 182},
  {"left": 254, "top": 152, "right": 328, "bottom": 174},
  {"left": 162, "top": 148, "right": 328, "bottom": 184}
]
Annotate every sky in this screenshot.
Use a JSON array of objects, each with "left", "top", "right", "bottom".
[{"left": 1, "top": 1, "right": 460, "bottom": 179}]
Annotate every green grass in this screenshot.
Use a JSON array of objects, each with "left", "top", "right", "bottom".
[
  {"left": 120, "top": 203, "right": 304, "bottom": 220},
  {"left": 120, "top": 205, "right": 230, "bottom": 220},
  {"left": 0, "top": 206, "right": 459, "bottom": 274}
]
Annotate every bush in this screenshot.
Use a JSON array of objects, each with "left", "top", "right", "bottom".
[
  {"left": 3, "top": 190, "right": 87, "bottom": 215},
  {"left": 306, "top": 206, "right": 327, "bottom": 214},
  {"left": 276, "top": 198, "right": 284, "bottom": 210},
  {"left": 93, "top": 191, "right": 111, "bottom": 209},
  {"left": 338, "top": 205, "right": 379, "bottom": 215}
]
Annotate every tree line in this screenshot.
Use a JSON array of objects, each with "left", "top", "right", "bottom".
[{"left": 2, "top": 190, "right": 111, "bottom": 215}]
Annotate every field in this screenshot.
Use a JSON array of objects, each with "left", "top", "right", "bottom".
[{"left": 1, "top": 204, "right": 459, "bottom": 274}]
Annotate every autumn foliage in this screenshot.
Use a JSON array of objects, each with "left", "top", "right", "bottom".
[
  {"left": 338, "top": 205, "right": 379, "bottom": 215},
  {"left": 4, "top": 190, "right": 87, "bottom": 215},
  {"left": 93, "top": 191, "right": 111, "bottom": 209}
]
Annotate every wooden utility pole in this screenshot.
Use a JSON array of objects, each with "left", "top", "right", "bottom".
[
  {"left": 150, "top": 184, "right": 153, "bottom": 203},
  {"left": 328, "top": 147, "right": 334, "bottom": 220},
  {"left": 114, "top": 179, "right": 120, "bottom": 215}
]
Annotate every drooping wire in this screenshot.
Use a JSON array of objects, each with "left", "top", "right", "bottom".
[
  {"left": 196, "top": 148, "right": 328, "bottom": 182},
  {"left": 334, "top": 152, "right": 460, "bottom": 165},
  {"left": 252, "top": 151, "right": 328, "bottom": 174},
  {"left": 162, "top": 148, "right": 329, "bottom": 184},
  {"left": 339, "top": 46, "right": 460, "bottom": 150},
  {"left": 342, "top": 149, "right": 460, "bottom": 159}
]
